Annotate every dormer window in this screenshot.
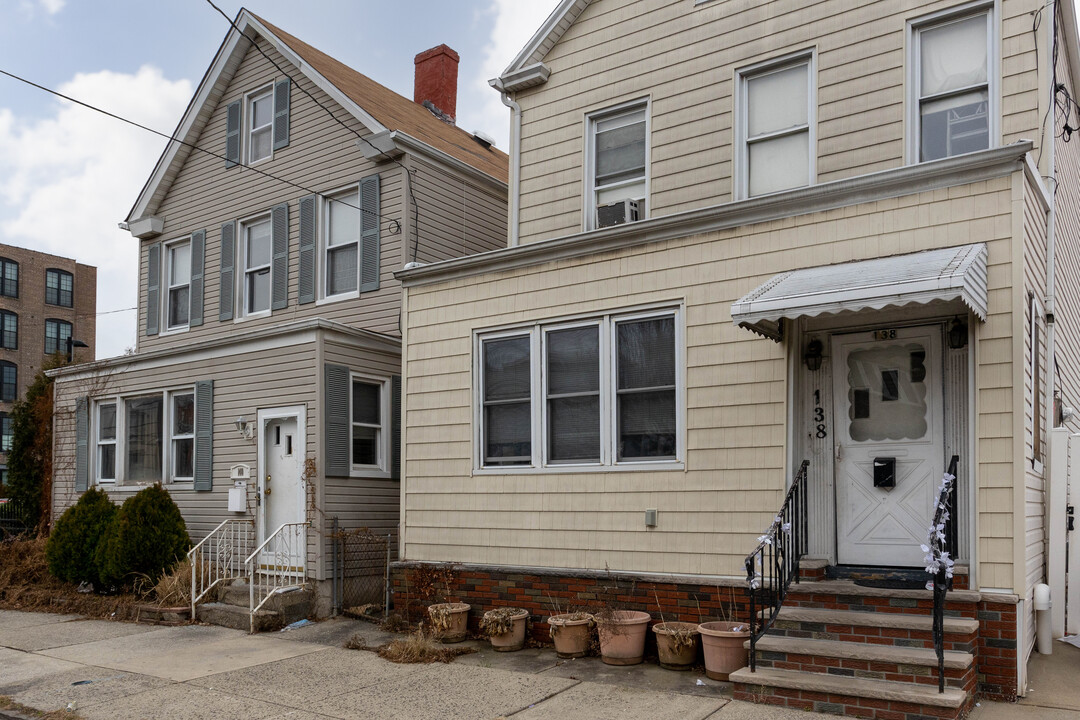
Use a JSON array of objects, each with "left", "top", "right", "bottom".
[
  {"left": 247, "top": 88, "right": 274, "bottom": 164},
  {"left": 586, "top": 100, "right": 649, "bottom": 230}
]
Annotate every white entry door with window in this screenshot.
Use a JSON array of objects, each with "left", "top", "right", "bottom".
[
  {"left": 832, "top": 326, "right": 944, "bottom": 566},
  {"left": 258, "top": 409, "right": 305, "bottom": 570}
]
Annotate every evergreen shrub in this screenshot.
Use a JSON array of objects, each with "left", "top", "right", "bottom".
[
  {"left": 96, "top": 484, "right": 190, "bottom": 588},
  {"left": 45, "top": 487, "right": 117, "bottom": 585}
]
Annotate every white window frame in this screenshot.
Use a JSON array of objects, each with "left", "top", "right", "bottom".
[
  {"left": 349, "top": 372, "right": 391, "bottom": 477},
  {"left": 735, "top": 49, "right": 816, "bottom": 200},
  {"left": 163, "top": 238, "right": 191, "bottom": 333},
  {"left": 245, "top": 86, "right": 274, "bottom": 165},
  {"left": 169, "top": 390, "right": 195, "bottom": 483},
  {"left": 583, "top": 98, "right": 651, "bottom": 231},
  {"left": 95, "top": 401, "right": 118, "bottom": 484},
  {"left": 474, "top": 304, "right": 684, "bottom": 474},
  {"left": 1030, "top": 293, "right": 1044, "bottom": 474},
  {"left": 92, "top": 387, "right": 196, "bottom": 488},
  {"left": 236, "top": 213, "right": 273, "bottom": 320},
  {"left": 906, "top": 2, "right": 998, "bottom": 165},
  {"left": 318, "top": 184, "right": 362, "bottom": 304}
]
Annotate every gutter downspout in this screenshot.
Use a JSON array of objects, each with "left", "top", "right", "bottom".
[{"left": 492, "top": 79, "right": 522, "bottom": 246}]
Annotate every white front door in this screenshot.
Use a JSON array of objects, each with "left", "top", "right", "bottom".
[
  {"left": 258, "top": 411, "right": 304, "bottom": 568},
  {"left": 832, "top": 326, "right": 944, "bottom": 566}
]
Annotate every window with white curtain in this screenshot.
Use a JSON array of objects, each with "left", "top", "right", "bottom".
[
  {"left": 912, "top": 9, "right": 993, "bottom": 162},
  {"left": 586, "top": 101, "right": 648, "bottom": 229},
  {"left": 738, "top": 54, "right": 813, "bottom": 198},
  {"left": 477, "top": 309, "right": 681, "bottom": 470},
  {"left": 165, "top": 240, "right": 191, "bottom": 330},
  {"left": 324, "top": 187, "right": 361, "bottom": 298}
]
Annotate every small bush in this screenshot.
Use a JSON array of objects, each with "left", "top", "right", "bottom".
[
  {"left": 45, "top": 488, "right": 117, "bottom": 585},
  {"left": 96, "top": 485, "right": 190, "bottom": 589}
]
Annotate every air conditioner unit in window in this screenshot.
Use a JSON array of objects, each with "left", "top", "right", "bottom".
[{"left": 596, "top": 199, "right": 639, "bottom": 228}]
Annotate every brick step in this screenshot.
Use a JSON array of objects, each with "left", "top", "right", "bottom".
[
  {"left": 785, "top": 579, "right": 980, "bottom": 616},
  {"left": 747, "top": 636, "right": 975, "bottom": 691},
  {"left": 731, "top": 666, "right": 970, "bottom": 720},
  {"left": 763, "top": 607, "right": 978, "bottom": 653}
]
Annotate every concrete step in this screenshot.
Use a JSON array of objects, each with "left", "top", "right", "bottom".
[
  {"left": 763, "top": 606, "right": 978, "bottom": 654},
  {"left": 196, "top": 602, "right": 282, "bottom": 632},
  {"left": 765, "top": 606, "right": 980, "bottom": 634},
  {"left": 786, "top": 578, "right": 981, "bottom": 608},
  {"left": 748, "top": 635, "right": 974, "bottom": 670}
]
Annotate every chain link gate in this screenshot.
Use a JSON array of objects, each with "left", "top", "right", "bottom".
[{"left": 330, "top": 519, "right": 391, "bottom": 617}]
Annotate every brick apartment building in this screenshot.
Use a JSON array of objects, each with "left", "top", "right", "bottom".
[{"left": 0, "top": 244, "right": 95, "bottom": 486}]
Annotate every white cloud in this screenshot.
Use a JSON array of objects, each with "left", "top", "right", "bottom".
[
  {"left": 0, "top": 66, "right": 193, "bottom": 359},
  {"left": 17, "top": 0, "right": 65, "bottom": 18},
  {"left": 38, "top": 0, "right": 65, "bottom": 14}
]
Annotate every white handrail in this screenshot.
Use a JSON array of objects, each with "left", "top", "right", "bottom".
[
  {"left": 188, "top": 519, "right": 254, "bottom": 616},
  {"left": 244, "top": 522, "right": 307, "bottom": 633}
]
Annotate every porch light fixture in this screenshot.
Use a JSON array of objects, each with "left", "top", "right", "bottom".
[
  {"left": 948, "top": 317, "right": 968, "bottom": 349},
  {"left": 234, "top": 416, "right": 254, "bottom": 440},
  {"left": 803, "top": 339, "right": 823, "bottom": 371}
]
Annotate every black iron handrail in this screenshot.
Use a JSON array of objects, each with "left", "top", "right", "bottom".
[
  {"left": 929, "top": 455, "right": 959, "bottom": 694},
  {"left": 744, "top": 459, "right": 810, "bottom": 672}
]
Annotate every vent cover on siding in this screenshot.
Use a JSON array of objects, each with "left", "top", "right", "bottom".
[
  {"left": 271, "top": 203, "right": 289, "bottom": 311},
  {"left": 219, "top": 221, "right": 235, "bottom": 321},
  {"left": 190, "top": 230, "right": 205, "bottom": 327},
  {"left": 146, "top": 242, "right": 161, "bottom": 336},
  {"left": 297, "top": 195, "right": 317, "bottom": 305},
  {"left": 325, "top": 363, "right": 350, "bottom": 477},
  {"left": 359, "top": 174, "right": 380, "bottom": 293}
]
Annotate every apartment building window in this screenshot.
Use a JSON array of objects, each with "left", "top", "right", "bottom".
[
  {"left": 165, "top": 240, "right": 191, "bottom": 330},
  {"left": 477, "top": 308, "right": 682, "bottom": 470},
  {"left": 738, "top": 53, "right": 814, "bottom": 198},
  {"left": 96, "top": 402, "right": 117, "bottom": 482},
  {"left": 45, "top": 269, "right": 73, "bottom": 307},
  {"left": 324, "top": 187, "right": 361, "bottom": 298},
  {"left": 0, "top": 259, "right": 17, "bottom": 298},
  {"left": 351, "top": 376, "right": 387, "bottom": 469},
  {"left": 911, "top": 7, "right": 994, "bottom": 162},
  {"left": 0, "top": 413, "right": 11, "bottom": 453},
  {"left": 240, "top": 216, "right": 272, "bottom": 317},
  {"left": 44, "top": 319, "right": 72, "bottom": 356},
  {"left": 586, "top": 100, "right": 648, "bottom": 229},
  {"left": 0, "top": 362, "right": 16, "bottom": 403},
  {"left": 247, "top": 87, "right": 274, "bottom": 164},
  {"left": 0, "top": 312, "right": 17, "bottom": 350}
]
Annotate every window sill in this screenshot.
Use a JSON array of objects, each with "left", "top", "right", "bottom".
[
  {"left": 349, "top": 467, "right": 391, "bottom": 480},
  {"left": 96, "top": 481, "right": 194, "bottom": 492},
  {"left": 473, "top": 460, "right": 685, "bottom": 476},
  {"left": 317, "top": 291, "right": 360, "bottom": 307},
  {"left": 233, "top": 311, "right": 271, "bottom": 324},
  {"left": 159, "top": 326, "right": 190, "bottom": 337}
]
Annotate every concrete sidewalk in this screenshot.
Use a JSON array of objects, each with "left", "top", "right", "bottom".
[{"left": 0, "top": 610, "right": 1074, "bottom": 720}]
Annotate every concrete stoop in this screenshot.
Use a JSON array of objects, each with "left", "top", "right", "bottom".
[{"left": 194, "top": 579, "right": 312, "bottom": 633}]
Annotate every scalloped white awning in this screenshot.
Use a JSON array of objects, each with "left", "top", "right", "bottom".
[{"left": 731, "top": 244, "right": 988, "bottom": 341}]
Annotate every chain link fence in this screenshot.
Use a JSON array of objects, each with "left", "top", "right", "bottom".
[{"left": 330, "top": 520, "right": 392, "bottom": 617}]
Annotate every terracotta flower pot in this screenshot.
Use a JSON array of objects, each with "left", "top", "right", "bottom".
[
  {"left": 547, "top": 613, "right": 594, "bottom": 658},
  {"left": 698, "top": 621, "right": 750, "bottom": 680},
  {"left": 596, "top": 610, "right": 651, "bottom": 666},
  {"left": 428, "top": 602, "right": 471, "bottom": 643},
  {"left": 652, "top": 621, "right": 700, "bottom": 670},
  {"left": 485, "top": 608, "right": 530, "bottom": 652}
]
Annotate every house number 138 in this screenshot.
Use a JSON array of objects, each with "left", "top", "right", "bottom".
[{"left": 812, "top": 390, "right": 827, "bottom": 439}]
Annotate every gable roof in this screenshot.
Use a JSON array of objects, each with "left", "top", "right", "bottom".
[
  {"left": 128, "top": 9, "right": 507, "bottom": 225},
  {"left": 496, "top": 0, "right": 591, "bottom": 91}
]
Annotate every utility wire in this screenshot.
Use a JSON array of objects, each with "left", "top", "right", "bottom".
[
  {"left": 0, "top": 69, "right": 402, "bottom": 234},
  {"left": 204, "top": 0, "right": 424, "bottom": 261}
]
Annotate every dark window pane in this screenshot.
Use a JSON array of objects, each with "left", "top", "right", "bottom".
[
  {"left": 547, "top": 326, "right": 599, "bottom": 395},
  {"left": 126, "top": 396, "right": 163, "bottom": 483},
  {"left": 99, "top": 445, "right": 116, "bottom": 480},
  {"left": 173, "top": 394, "right": 194, "bottom": 435},
  {"left": 881, "top": 370, "right": 899, "bottom": 402},
  {"left": 484, "top": 403, "right": 531, "bottom": 465},
  {"left": 548, "top": 395, "right": 600, "bottom": 462},
  {"left": 618, "top": 317, "right": 675, "bottom": 389},
  {"left": 853, "top": 388, "right": 871, "bottom": 419},
  {"left": 618, "top": 390, "right": 676, "bottom": 460},
  {"left": 99, "top": 404, "right": 116, "bottom": 440},
  {"left": 173, "top": 438, "right": 193, "bottom": 478},
  {"left": 1, "top": 363, "right": 15, "bottom": 402},
  {"left": 169, "top": 286, "right": 189, "bottom": 327},
  {"left": 352, "top": 425, "right": 378, "bottom": 465},
  {"left": 483, "top": 337, "right": 530, "bottom": 401},
  {"left": 352, "top": 381, "right": 380, "bottom": 425}
]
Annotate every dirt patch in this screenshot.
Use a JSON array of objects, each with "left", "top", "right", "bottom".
[
  {"left": 0, "top": 536, "right": 139, "bottom": 620},
  {"left": 344, "top": 630, "right": 477, "bottom": 664},
  {"left": 1, "top": 694, "right": 82, "bottom": 719}
]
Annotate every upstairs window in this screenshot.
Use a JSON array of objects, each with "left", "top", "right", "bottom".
[
  {"left": 45, "top": 269, "right": 73, "bottom": 307},
  {"left": 240, "top": 216, "right": 272, "bottom": 317},
  {"left": 324, "top": 188, "right": 361, "bottom": 298},
  {"left": 586, "top": 101, "right": 648, "bottom": 229},
  {"left": 165, "top": 240, "right": 191, "bottom": 330},
  {"left": 0, "top": 362, "right": 15, "bottom": 403},
  {"left": 247, "top": 87, "right": 274, "bottom": 164},
  {"left": 0, "top": 259, "right": 17, "bottom": 298},
  {"left": 738, "top": 53, "right": 814, "bottom": 198},
  {"left": 911, "top": 8, "right": 994, "bottom": 162},
  {"left": 0, "top": 311, "right": 17, "bottom": 350},
  {"left": 44, "top": 319, "right": 72, "bottom": 356}
]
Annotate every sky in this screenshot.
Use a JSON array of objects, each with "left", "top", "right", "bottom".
[{"left": 0, "top": 0, "right": 556, "bottom": 359}]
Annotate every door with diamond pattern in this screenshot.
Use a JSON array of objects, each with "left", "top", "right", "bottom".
[{"left": 832, "top": 326, "right": 943, "bottom": 566}]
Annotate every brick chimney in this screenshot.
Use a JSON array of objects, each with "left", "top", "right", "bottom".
[{"left": 414, "top": 44, "right": 459, "bottom": 123}]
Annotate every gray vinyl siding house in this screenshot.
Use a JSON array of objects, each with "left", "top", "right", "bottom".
[{"left": 49, "top": 10, "right": 508, "bottom": 611}]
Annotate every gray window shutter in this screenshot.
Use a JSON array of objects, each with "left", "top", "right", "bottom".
[
  {"left": 359, "top": 174, "right": 381, "bottom": 293},
  {"left": 271, "top": 202, "right": 289, "bottom": 311},
  {"left": 146, "top": 242, "right": 161, "bottom": 336},
  {"left": 298, "top": 195, "right": 317, "bottom": 304},
  {"left": 391, "top": 375, "right": 401, "bottom": 480},
  {"left": 325, "top": 363, "right": 350, "bottom": 476},
  {"left": 225, "top": 100, "right": 241, "bottom": 168},
  {"left": 219, "top": 221, "right": 235, "bottom": 321},
  {"left": 194, "top": 380, "right": 214, "bottom": 491},
  {"left": 273, "top": 78, "right": 290, "bottom": 151},
  {"left": 190, "top": 229, "right": 205, "bottom": 327},
  {"left": 75, "top": 396, "right": 89, "bottom": 492}
]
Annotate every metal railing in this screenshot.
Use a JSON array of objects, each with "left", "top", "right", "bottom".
[
  {"left": 245, "top": 522, "right": 307, "bottom": 633},
  {"left": 188, "top": 519, "right": 255, "bottom": 616},
  {"left": 930, "top": 455, "right": 959, "bottom": 693},
  {"left": 744, "top": 460, "right": 810, "bottom": 672}
]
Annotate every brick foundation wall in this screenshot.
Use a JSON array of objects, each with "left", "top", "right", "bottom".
[{"left": 976, "top": 600, "right": 1018, "bottom": 701}]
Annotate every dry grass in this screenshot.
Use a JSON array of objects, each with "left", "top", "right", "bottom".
[
  {"left": 379, "top": 613, "right": 412, "bottom": 633},
  {"left": 369, "top": 630, "right": 477, "bottom": 664},
  {"left": 479, "top": 607, "right": 525, "bottom": 637},
  {"left": 0, "top": 537, "right": 138, "bottom": 619},
  {"left": 1, "top": 694, "right": 82, "bottom": 719},
  {"left": 142, "top": 559, "right": 192, "bottom": 607}
]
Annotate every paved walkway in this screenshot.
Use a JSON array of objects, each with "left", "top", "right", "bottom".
[{"left": 0, "top": 609, "right": 1077, "bottom": 719}]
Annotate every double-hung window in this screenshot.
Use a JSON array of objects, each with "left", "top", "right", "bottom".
[
  {"left": 477, "top": 308, "right": 681, "bottom": 470},
  {"left": 45, "top": 269, "right": 73, "bottom": 307},
  {"left": 0, "top": 311, "right": 16, "bottom": 350},
  {"left": 240, "top": 216, "right": 272, "bottom": 317},
  {"left": 0, "top": 362, "right": 16, "bottom": 403},
  {"left": 738, "top": 53, "right": 814, "bottom": 198},
  {"left": 247, "top": 88, "right": 273, "bottom": 164},
  {"left": 170, "top": 392, "right": 194, "bottom": 481},
  {"left": 350, "top": 375, "right": 387, "bottom": 470},
  {"left": 0, "top": 259, "right": 17, "bottom": 298},
  {"left": 0, "top": 413, "right": 11, "bottom": 453},
  {"left": 95, "top": 389, "right": 195, "bottom": 485},
  {"left": 587, "top": 101, "right": 648, "bottom": 229},
  {"left": 165, "top": 240, "right": 191, "bottom": 330},
  {"left": 911, "top": 7, "right": 994, "bottom": 162},
  {"left": 324, "top": 188, "right": 361, "bottom": 298},
  {"left": 96, "top": 402, "right": 117, "bottom": 482},
  {"left": 44, "top": 319, "right": 72, "bottom": 356}
]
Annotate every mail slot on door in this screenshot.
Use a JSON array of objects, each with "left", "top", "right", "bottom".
[{"left": 873, "top": 457, "right": 896, "bottom": 489}]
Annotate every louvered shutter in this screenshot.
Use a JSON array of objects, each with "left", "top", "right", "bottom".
[
  {"left": 298, "top": 195, "right": 317, "bottom": 304},
  {"left": 219, "top": 221, "right": 235, "bottom": 321},
  {"left": 190, "top": 230, "right": 205, "bottom": 327},
  {"left": 325, "top": 363, "right": 350, "bottom": 476},
  {"left": 272, "top": 78, "right": 290, "bottom": 151},
  {"left": 271, "top": 202, "right": 289, "bottom": 310},
  {"left": 146, "top": 242, "right": 161, "bottom": 336},
  {"left": 75, "top": 396, "right": 89, "bottom": 492},
  {"left": 225, "top": 100, "right": 241, "bottom": 168},
  {"left": 359, "top": 174, "right": 380, "bottom": 293},
  {"left": 391, "top": 375, "right": 402, "bottom": 480},
  {"left": 194, "top": 380, "right": 214, "bottom": 491}
]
